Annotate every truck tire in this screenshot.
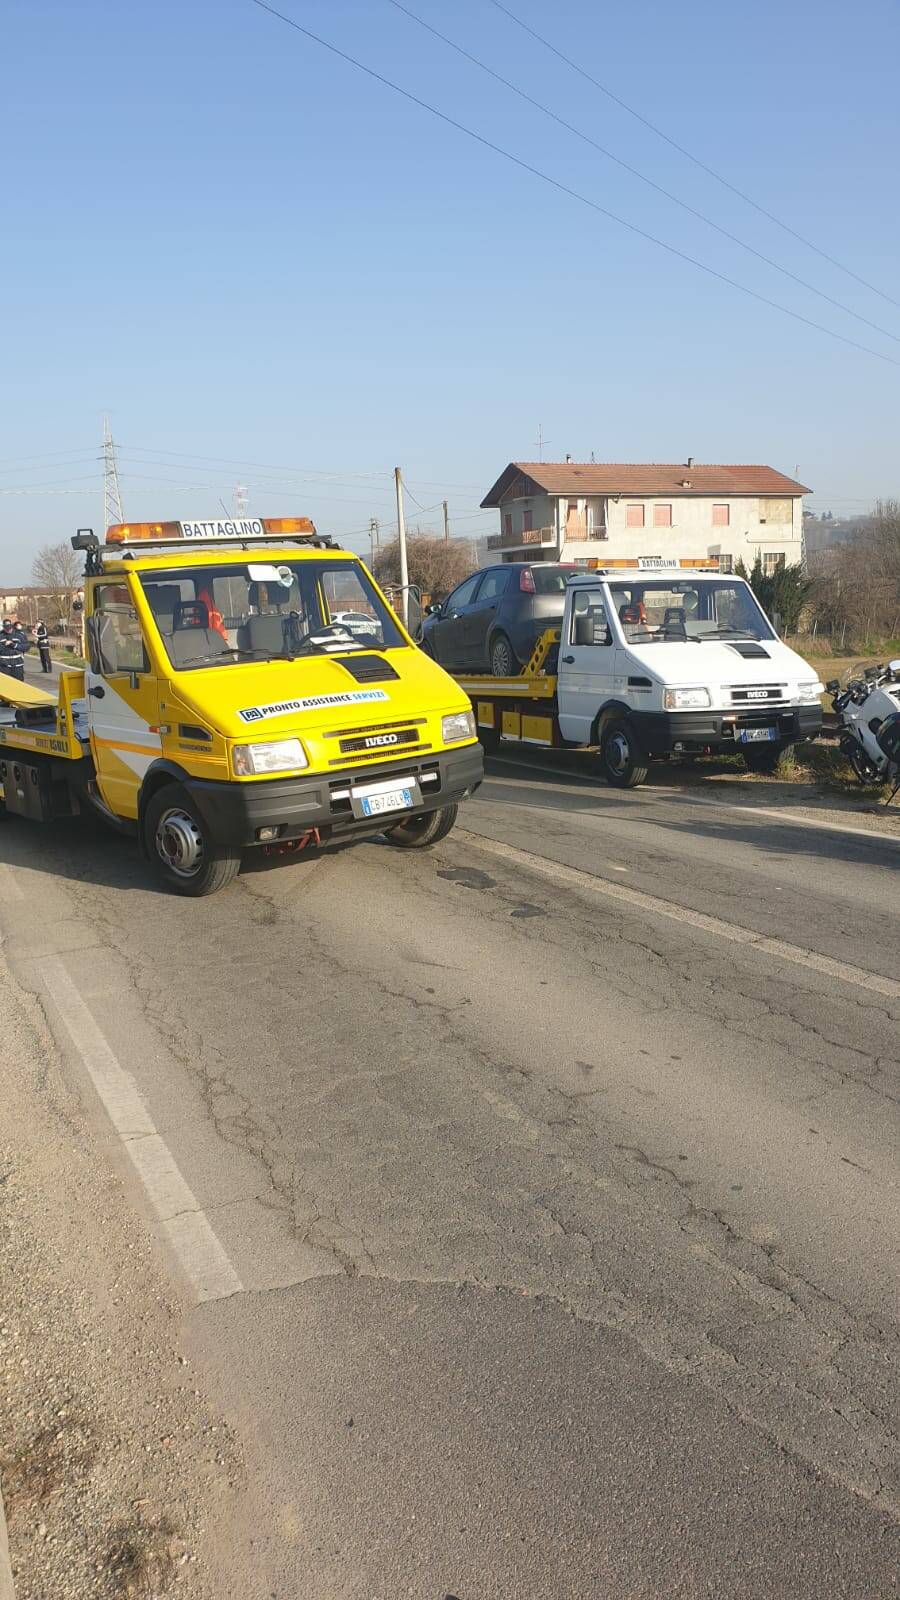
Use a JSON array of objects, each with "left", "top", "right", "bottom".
[
  {"left": 599, "top": 719, "right": 649, "bottom": 789},
  {"left": 144, "top": 783, "right": 241, "bottom": 896},
  {"left": 386, "top": 802, "right": 458, "bottom": 848},
  {"left": 742, "top": 744, "right": 783, "bottom": 774},
  {"left": 490, "top": 633, "right": 518, "bottom": 677}
]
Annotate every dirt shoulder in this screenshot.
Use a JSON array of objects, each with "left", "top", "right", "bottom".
[{"left": 0, "top": 951, "right": 243, "bottom": 1600}]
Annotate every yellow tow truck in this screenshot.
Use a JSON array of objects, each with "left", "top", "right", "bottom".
[{"left": 0, "top": 517, "right": 483, "bottom": 894}]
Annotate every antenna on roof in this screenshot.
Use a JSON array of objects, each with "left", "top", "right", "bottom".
[{"left": 533, "top": 423, "right": 549, "bottom": 462}]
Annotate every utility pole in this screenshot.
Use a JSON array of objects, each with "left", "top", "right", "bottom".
[
  {"left": 369, "top": 517, "right": 380, "bottom": 565},
  {"left": 234, "top": 483, "right": 249, "bottom": 516},
  {"left": 442, "top": 500, "right": 450, "bottom": 542},
  {"left": 394, "top": 467, "right": 410, "bottom": 629},
  {"left": 102, "top": 414, "right": 124, "bottom": 532}
]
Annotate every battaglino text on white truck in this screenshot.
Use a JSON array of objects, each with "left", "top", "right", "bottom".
[
  {"left": 0, "top": 517, "right": 483, "bottom": 894},
  {"left": 457, "top": 560, "right": 824, "bottom": 787}
]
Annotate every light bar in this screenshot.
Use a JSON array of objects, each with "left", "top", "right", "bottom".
[
  {"left": 583, "top": 556, "right": 721, "bottom": 572},
  {"left": 105, "top": 515, "right": 317, "bottom": 546}
]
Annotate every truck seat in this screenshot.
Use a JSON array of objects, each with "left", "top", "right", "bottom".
[
  {"left": 240, "top": 614, "right": 286, "bottom": 656},
  {"left": 168, "top": 628, "right": 231, "bottom": 667}
]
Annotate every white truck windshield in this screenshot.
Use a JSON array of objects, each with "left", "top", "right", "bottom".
[
  {"left": 608, "top": 579, "right": 774, "bottom": 644},
  {"left": 139, "top": 559, "right": 403, "bottom": 669}
]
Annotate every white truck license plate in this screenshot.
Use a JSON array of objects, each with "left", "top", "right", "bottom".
[{"left": 738, "top": 727, "right": 777, "bottom": 744}]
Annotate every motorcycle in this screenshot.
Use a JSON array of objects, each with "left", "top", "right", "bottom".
[{"left": 826, "top": 659, "right": 900, "bottom": 802}]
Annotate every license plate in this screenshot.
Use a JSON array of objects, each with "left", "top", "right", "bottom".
[
  {"left": 738, "top": 727, "right": 778, "bottom": 744},
  {"left": 349, "top": 777, "right": 420, "bottom": 819},
  {"left": 359, "top": 787, "right": 413, "bottom": 816}
]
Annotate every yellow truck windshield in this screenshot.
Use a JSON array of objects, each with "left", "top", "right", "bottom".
[{"left": 138, "top": 558, "right": 403, "bottom": 669}]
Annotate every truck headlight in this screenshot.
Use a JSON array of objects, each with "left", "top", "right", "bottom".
[
  {"left": 233, "top": 738, "right": 308, "bottom": 775},
  {"left": 442, "top": 710, "right": 477, "bottom": 743},
  {"left": 798, "top": 681, "right": 824, "bottom": 702},
  {"left": 663, "top": 688, "right": 711, "bottom": 710}
]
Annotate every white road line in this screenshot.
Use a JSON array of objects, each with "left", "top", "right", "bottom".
[
  {"left": 0, "top": 864, "right": 24, "bottom": 901},
  {"left": 483, "top": 761, "right": 896, "bottom": 851},
  {"left": 456, "top": 830, "right": 900, "bottom": 1001},
  {"left": 38, "top": 955, "right": 243, "bottom": 1303}
]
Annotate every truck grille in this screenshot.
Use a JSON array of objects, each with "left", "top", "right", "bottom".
[
  {"left": 323, "top": 717, "right": 427, "bottom": 766},
  {"left": 729, "top": 684, "right": 787, "bottom": 705}
]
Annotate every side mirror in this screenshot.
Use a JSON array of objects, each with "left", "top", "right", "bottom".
[
  {"left": 425, "top": 602, "right": 442, "bottom": 617},
  {"left": 85, "top": 614, "right": 102, "bottom": 674},
  {"left": 825, "top": 678, "right": 840, "bottom": 694}
]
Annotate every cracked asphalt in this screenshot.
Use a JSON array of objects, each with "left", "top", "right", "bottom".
[{"left": 0, "top": 752, "right": 898, "bottom": 1597}]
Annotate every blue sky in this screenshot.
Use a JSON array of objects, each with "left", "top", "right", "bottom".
[{"left": 2, "top": 0, "right": 898, "bottom": 579}]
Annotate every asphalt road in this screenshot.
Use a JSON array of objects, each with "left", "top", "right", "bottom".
[{"left": 0, "top": 753, "right": 897, "bottom": 1597}]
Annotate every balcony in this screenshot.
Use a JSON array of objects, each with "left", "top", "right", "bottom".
[{"left": 487, "top": 526, "right": 557, "bottom": 552}]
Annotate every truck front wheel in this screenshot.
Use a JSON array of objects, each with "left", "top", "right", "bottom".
[
  {"left": 144, "top": 783, "right": 241, "bottom": 896},
  {"left": 386, "top": 802, "right": 458, "bottom": 848},
  {"left": 599, "top": 719, "right": 649, "bottom": 789}
]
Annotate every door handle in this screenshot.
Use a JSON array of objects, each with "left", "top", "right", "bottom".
[
  {"left": 88, "top": 685, "right": 105, "bottom": 698},
  {"left": 562, "top": 654, "right": 575, "bottom": 664}
]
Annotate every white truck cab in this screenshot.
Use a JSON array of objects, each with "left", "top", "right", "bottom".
[{"left": 557, "top": 567, "right": 823, "bottom": 783}]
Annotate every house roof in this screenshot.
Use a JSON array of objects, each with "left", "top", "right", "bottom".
[{"left": 481, "top": 462, "right": 812, "bottom": 507}]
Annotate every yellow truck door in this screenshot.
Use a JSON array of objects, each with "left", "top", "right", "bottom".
[{"left": 85, "top": 580, "right": 161, "bottom": 819}]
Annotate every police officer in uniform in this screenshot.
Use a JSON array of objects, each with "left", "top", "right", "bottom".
[
  {"left": 0, "top": 618, "right": 26, "bottom": 682},
  {"left": 34, "top": 619, "right": 52, "bottom": 673}
]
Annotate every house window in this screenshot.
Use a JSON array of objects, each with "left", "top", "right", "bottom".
[
  {"left": 712, "top": 503, "right": 730, "bottom": 527},
  {"left": 503, "top": 513, "right": 512, "bottom": 539},
  {"left": 523, "top": 507, "right": 533, "bottom": 532},
  {"left": 759, "top": 498, "right": 790, "bottom": 524},
  {"left": 626, "top": 504, "right": 645, "bottom": 528},
  {"left": 762, "top": 552, "right": 785, "bottom": 575},
  {"left": 653, "top": 504, "right": 672, "bottom": 527}
]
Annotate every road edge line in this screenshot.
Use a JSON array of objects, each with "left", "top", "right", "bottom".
[{"left": 37, "top": 955, "right": 243, "bottom": 1304}]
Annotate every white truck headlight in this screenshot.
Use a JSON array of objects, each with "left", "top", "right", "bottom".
[
  {"left": 233, "top": 738, "right": 308, "bottom": 775},
  {"left": 442, "top": 710, "right": 476, "bottom": 743},
  {"left": 798, "top": 681, "right": 824, "bottom": 702},
  {"left": 663, "top": 688, "right": 711, "bottom": 710}
]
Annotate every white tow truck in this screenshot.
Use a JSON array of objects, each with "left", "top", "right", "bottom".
[{"left": 455, "top": 561, "right": 824, "bottom": 786}]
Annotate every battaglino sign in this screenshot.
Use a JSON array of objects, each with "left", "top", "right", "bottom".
[
  {"left": 181, "top": 518, "right": 264, "bottom": 540},
  {"left": 104, "top": 515, "right": 317, "bottom": 546}
]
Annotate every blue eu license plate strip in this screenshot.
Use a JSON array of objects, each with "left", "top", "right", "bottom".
[{"left": 738, "top": 727, "right": 778, "bottom": 744}]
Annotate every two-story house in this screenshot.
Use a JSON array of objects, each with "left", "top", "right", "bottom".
[{"left": 480, "top": 460, "right": 810, "bottom": 572}]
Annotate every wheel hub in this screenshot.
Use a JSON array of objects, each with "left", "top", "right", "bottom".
[
  {"left": 155, "top": 808, "right": 204, "bottom": 877},
  {"left": 607, "top": 732, "right": 630, "bottom": 774}
]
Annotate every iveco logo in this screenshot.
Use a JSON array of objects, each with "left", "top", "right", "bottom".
[
  {"left": 747, "top": 689, "right": 770, "bottom": 700},
  {"left": 364, "top": 733, "right": 400, "bottom": 748}
]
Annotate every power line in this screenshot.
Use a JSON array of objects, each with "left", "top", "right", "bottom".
[
  {"left": 487, "top": 0, "right": 900, "bottom": 312},
  {"left": 387, "top": 0, "right": 899, "bottom": 347},
  {"left": 249, "top": 1, "right": 900, "bottom": 368},
  {"left": 118, "top": 443, "right": 394, "bottom": 481}
]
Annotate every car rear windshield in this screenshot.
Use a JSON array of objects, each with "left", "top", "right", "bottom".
[
  {"left": 530, "top": 566, "right": 576, "bottom": 594},
  {"left": 608, "top": 579, "right": 775, "bottom": 643},
  {"left": 138, "top": 558, "right": 403, "bottom": 670}
]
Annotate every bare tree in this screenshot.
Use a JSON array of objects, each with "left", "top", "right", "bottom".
[
  {"left": 31, "top": 542, "right": 82, "bottom": 630},
  {"left": 808, "top": 498, "right": 900, "bottom": 646},
  {"left": 372, "top": 535, "right": 476, "bottom": 601}
]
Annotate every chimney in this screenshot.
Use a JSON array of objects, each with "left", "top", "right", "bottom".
[{"left": 686, "top": 456, "right": 694, "bottom": 468}]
